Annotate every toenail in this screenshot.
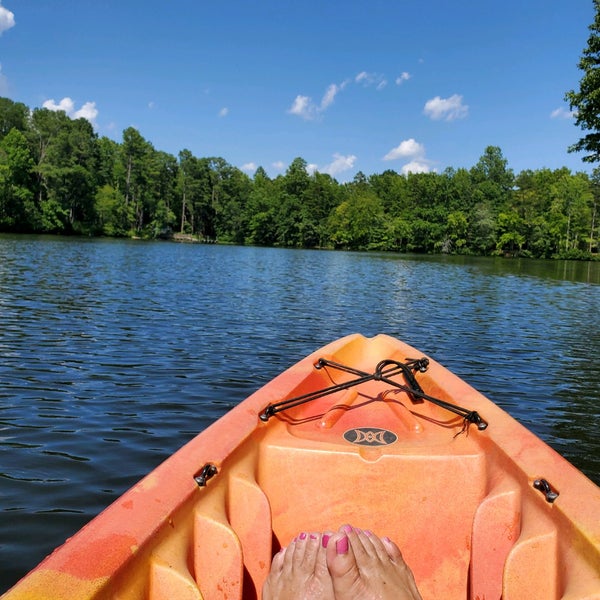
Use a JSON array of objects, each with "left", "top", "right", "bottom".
[
  {"left": 336, "top": 535, "right": 349, "bottom": 554},
  {"left": 299, "top": 532, "right": 307, "bottom": 540},
  {"left": 310, "top": 534, "right": 317, "bottom": 540},
  {"left": 341, "top": 524, "right": 353, "bottom": 534},
  {"left": 364, "top": 530, "right": 373, "bottom": 537},
  {"left": 322, "top": 534, "right": 330, "bottom": 548}
]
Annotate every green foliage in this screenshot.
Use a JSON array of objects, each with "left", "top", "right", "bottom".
[
  {"left": 566, "top": 0, "right": 600, "bottom": 162},
  {"left": 0, "top": 97, "right": 597, "bottom": 260},
  {"left": 0, "top": 98, "right": 28, "bottom": 139}
]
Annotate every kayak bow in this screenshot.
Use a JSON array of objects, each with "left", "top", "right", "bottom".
[{"left": 3, "top": 334, "right": 599, "bottom": 599}]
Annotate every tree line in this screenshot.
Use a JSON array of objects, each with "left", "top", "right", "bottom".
[{"left": 0, "top": 97, "right": 598, "bottom": 259}]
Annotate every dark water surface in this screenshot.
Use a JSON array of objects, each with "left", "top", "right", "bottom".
[{"left": 1, "top": 235, "right": 599, "bottom": 592}]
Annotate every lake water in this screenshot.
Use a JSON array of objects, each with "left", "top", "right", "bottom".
[{"left": 0, "top": 235, "right": 599, "bottom": 592}]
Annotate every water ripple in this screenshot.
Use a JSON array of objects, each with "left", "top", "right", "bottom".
[{"left": 0, "top": 237, "right": 599, "bottom": 593}]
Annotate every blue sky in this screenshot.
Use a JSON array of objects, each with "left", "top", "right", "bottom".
[{"left": 0, "top": 1, "right": 595, "bottom": 181}]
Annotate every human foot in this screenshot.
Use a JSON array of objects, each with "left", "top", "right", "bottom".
[
  {"left": 325, "top": 525, "right": 422, "bottom": 600},
  {"left": 262, "top": 531, "right": 335, "bottom": 600}
]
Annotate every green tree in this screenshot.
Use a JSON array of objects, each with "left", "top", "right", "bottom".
[
  {"left": 470, "top": 146, "right": 514, "bottom": 211},
  {"left": 210, "top": 160, "right": 251, "bottom": 243},
  {"left": 445, "top": 210, "right": 469, "bottom": 252},
  {"left": 565, "top": 0, "right": 600, "bottom": 162},
  {"left": 97, "top": 136, "right": 124, "bottom": 189},
  {"left": 327, "top": 188, "right": 386, "bottom": 250},
  {"left": 495, "top": 210, "right": 526, "bottom": 256},
  {"left": 94, "top": 184, "right": 130, "bottom": 236},
  {"left": 245, "top": 167, "right": 279, "bottom": 245},
  {"left": 274, "top": 158, "right": 311, "bottom": 246},
  {"left": 145, "top": 150, "right": 178, "bottom": 237},
  {"left": 0, "top": 128, "right": 37, "bottom": 230},
  {"left": 0, "top": 98, "right": 28, "bottom": 139},
  {"left": 588, "top": 167, "right": 600, "bottom": 252},
  {"left": 549, "top": 172, "right": 593, "bottom": 255},
  {"left": 26, "top": 109, "right": 99, "bottom": 232}
]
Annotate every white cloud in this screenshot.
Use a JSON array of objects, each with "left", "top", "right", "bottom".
[
  {"left": 241, "top": 162, "right": 257, "bottom": 172},
  {"left": 272, "top": 160, "right": 285, "bottom": 171},
  {"left": 383, "top": 138, "right": 433, "bottom": 174},
  {"left": 383, "top": 138, "right": 425, "bottom": 161},
  {"left": 0, "top": 2, "right": 15, "bottom": 35},
  {"left": 424, "top": 94, "right": 468, "bottom": 121},
  {"left": 396, "top": 72, "right": 411, "bottom": 85},
  {"left": 320, "top": 83, "right": 340, "bottom": 110},
  {"left": 401, "top": 160, "right": 431, "bottom": 175},
  {"left": 301, "top": 154, "right": 357, "bottom": 177},
  {"left": 355, "top": 71, "right": 386, "bottom": 90},
  {"left": 289, "top": 71, "right": 397, "bottom": 121},
  {"left": 355, "top": 71, "right": 369, "bottom": 84},
  {"left": 551, "top": 106, "right": 575, "bottom": 119},
  {"left": 219, "top": 107, "right": 229, "bottom": 117},
  {"left": 43, "top": 97, "right": 99, "bottom": 127},
  {"left": 74, "top": 101, "right": 98, "bottom": 122},
  {"left": 44, "top": 97, "right": 75, "bottom": 114},
  {"left": 288, "top": 81, "right": 350, "bottom": 120},
  {"left": 148, "top": 101, "right": 156, "bottom": 109},
  {"left": 322, "top": 153, "right": 357, "bottom": 176},
  {"left": 288, "top": 94, "right": 315, "bottom": 120}
]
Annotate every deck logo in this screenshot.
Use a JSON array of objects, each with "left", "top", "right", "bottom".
[{"left": 343, "top": 427, "right": 397, "bottom": 446}]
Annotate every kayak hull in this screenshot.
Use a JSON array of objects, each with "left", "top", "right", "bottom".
[{"left": 3, "top": 334, "right": 600, "bottom": 599}]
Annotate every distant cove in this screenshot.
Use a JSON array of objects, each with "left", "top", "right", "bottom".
[{"left": 1, "top": 97, "right": 599, "bottom": 259}]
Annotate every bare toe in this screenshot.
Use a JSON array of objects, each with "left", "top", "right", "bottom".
[
  {"left": 326, "top": 526, "right": 422, "bottom": 600},
  {"left": 262, "top": 532, "right": 335, "bottom": 600}
]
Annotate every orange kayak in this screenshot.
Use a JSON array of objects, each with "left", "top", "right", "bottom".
[{"left": 2, "top": 333, "right": 600, "bottom": 600}]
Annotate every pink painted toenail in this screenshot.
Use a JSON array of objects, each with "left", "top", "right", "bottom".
[
  {"left": 310, "top": 534, "right": 317, "bottom": 540},
  {"left": 341, "top": 524, "right": 353, "bottom": 534},
  {"left": 299, "top": 532, "right": 307, "bottom": 540},
  {"left": 364, "top": 530, "right": 373, "bottom": 537},
  {"left": 322, "top": 534, "right": 330, "bottom": 548},
  {"left": 336, "top": 535, "right": 349, "bottom": 554}
]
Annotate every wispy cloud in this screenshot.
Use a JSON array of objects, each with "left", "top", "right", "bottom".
[
  {"left": 424, "top": 94, "right": 468, "bottom": 121},
  {"left": 396, "top": 72, "right": 411, "bottom": 85},
  {"left": 241, "top": 162, "right": 257, "bottom": 172},
  {"left": 219, "top": 107, "right": 229, "bottom": 117},
  {"left": 550, "top": 106, "right": 575, "bottom": 119},
  {"left": 42, "top": 97, "right": 99, "bottom": 127},
  {"left": 288, "top": 94, "right": 316, "bottom": 120},
  {"left": 287, "top": 81, "right": 349, "bottom": 120},
  {"left": 272, "top": 160, "right": 285, "bottom": 171},
  {"left": 302, "top": 154, "right": 358, "bottom": 177},
  {"left": 288, "top": 70, "right": 393, "bottom": 120},
  {"left": 383, "top": 138, "right": 432, "bottom": 174},
  {"left": 0, "top": 2, "right": 15, "bottom": 35},
  {"left": 355, "top": 71, "right": 387, "bottom": 89},
  {"left": 322, "top": 153, "right": 357, "bottom": 176},
  {"left": 321, "top": 83, "right": 342, "bottom": 110}
]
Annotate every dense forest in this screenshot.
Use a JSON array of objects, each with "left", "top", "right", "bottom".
[{"left": 0, "top": 97, "right": 597, "bottom": 259}]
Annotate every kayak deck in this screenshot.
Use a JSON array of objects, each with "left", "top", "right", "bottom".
[{"left": 3, "top": 334, "right": 600, "bottom": 599}]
